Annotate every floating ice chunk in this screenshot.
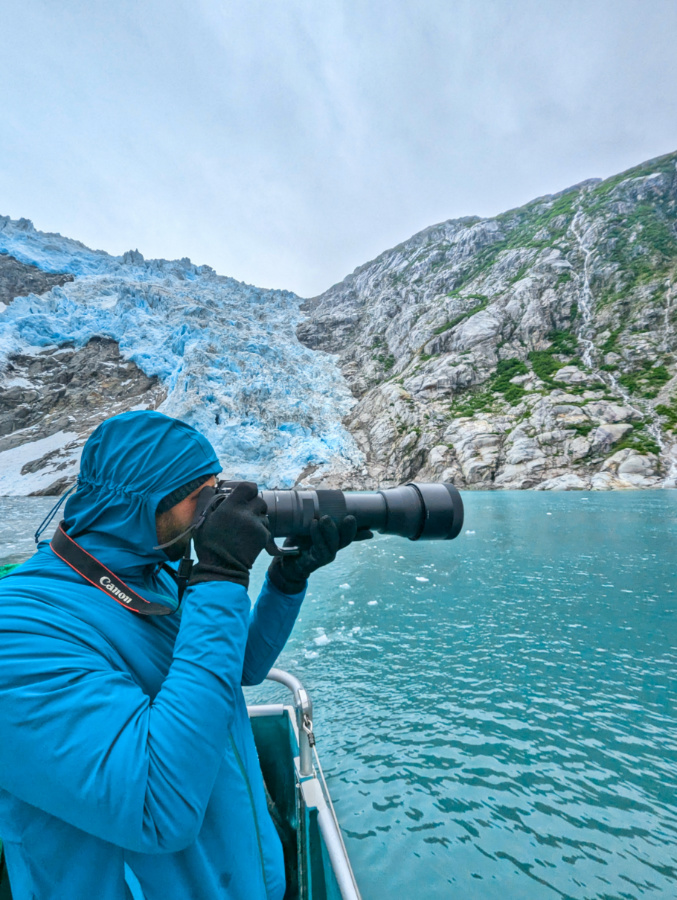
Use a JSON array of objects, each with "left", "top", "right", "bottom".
[
  {"left": 348, "top": 600, "right": 354, "bottom": 605},
  {"left": 339, "top": 583, "right": 351, "bottom": 589},
  {"left": 367, "top": 600, "right": 378, "bottom": 606},
  {"left": 304, "top": 650, "right": 319, "bottom": 660},
  {"left": 314, "top": 634, "right": 330, "bottom": 646},
  {"left": 464, "top": 530, "right": 475, "bottom": 535},
  {"left": 415, "top": 576, "right": 429, "bottom": 582}
]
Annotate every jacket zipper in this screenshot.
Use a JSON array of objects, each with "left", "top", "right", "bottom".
[{"left": 230, "top": 731, "right": 268, "bottom": 897}]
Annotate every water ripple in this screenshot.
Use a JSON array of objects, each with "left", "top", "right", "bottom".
[{"left": 247, "top": 492, "right": 677, "bottom": 898}]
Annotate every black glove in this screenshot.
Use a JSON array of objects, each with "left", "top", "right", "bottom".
[
  {"left": 267, "top": 514, "right": 373, "bottom": 595},
  {"left": 190, "top": 481, "right": 271, "bottom": 590}
]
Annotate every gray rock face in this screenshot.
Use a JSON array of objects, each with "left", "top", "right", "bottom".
[
  {"left": 299, "top": 151, "right": 677, "bottom": 489},
  {"left": 0, "top": 337, "right": 165, "bottom": 495},
  {"left": 0, "top": 253, "right": 73, "bottom": 308}
]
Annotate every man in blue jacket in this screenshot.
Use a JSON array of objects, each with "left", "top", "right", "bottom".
[{"left": 0, "top": 410, "right": 363, "bottom": 900}]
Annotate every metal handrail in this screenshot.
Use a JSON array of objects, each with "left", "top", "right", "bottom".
[
  {"left": 264, "top": 668, "right": 361, "bottom": 900},
  {"left": 266, "top": 667, "right": 314, "bottom": 776}
]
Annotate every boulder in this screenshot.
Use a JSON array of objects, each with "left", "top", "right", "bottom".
[
  {"left": 617, "top": 453, "right": 658, "bottom": 476},
  {"left": 534, "top": 473, "right": 590, "bottom": 491},
  {"left": 590, "top": 472, "right": 627, "bottom": 491},
  {"left": 568, "top": 436, "right": 591, "bottom": 460},
  {"left": 591, "top": 423, "right": 633, "bottom": 451},
  {"left": 505, "top": 434, "right": 543, "bottom": 465},
  {"left": 601, "top": 448, "right": 635, "bottom": 472},
  {"left": 584, "top": 401, "right": 641, "bottom": 424},
  {"left": 599, "top": 450, "right": 660, "bottom": 488},
  {"left": 554, "top": 366, "right": 602, "bottom": 386},
  {"left": 552, "top": 405, "right": 591, "bottom": 427},
  {"left": 452, "top": 312, "right": 502, "bottom": 351}
]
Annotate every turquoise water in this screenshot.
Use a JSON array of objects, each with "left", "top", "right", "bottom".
[{"left": 2, "top": 493, "right": 677, "bottom": 899}]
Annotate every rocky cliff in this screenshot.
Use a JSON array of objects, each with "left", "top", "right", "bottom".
[
  {"left": 299, "top": 151, "right": 677, "bottom": 490},
  {"left": 2, "top": 151, "right": 676, "bottom": 495}
]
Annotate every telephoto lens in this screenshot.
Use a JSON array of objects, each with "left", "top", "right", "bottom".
[{"left": 257, "top": 483, "right": 463, "bottom": 542}]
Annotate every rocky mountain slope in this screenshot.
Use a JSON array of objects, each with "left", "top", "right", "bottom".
[
  {"left": 299, "top": 151, "right": 677, "bottom": 490},
  {"left": 1, "top": 151, "right": 676, "bottom": 495}
]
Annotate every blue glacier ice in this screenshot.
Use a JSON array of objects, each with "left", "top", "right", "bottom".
[{"left": 0, "top": 216, "right": 363, "bottom": 488}]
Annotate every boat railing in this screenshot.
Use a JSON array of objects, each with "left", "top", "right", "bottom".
[
  {"left": 262, "top": 667, "right": 361, "bottom": 900},
  {"left": 266, "top": 667, "right": 314, "bottom": 776}
]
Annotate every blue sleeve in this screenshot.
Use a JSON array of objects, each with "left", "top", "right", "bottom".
[
  {"left": 241, "top": 573, "right": 306, "bottom": 686},
  {"left": 0, "top": 581, "right": 250, "bottom": 854}
]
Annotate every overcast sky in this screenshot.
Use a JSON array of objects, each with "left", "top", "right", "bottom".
[{"left": 1, "top": 1, "right": 676, "bottom": 297}]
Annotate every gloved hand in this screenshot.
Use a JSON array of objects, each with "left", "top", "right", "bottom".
[
  {"left": 267, "top": 514, "right": 373, "bottom": 595},
  {"left": 189, "top": 481, "right": 271, "bottom": 590}
]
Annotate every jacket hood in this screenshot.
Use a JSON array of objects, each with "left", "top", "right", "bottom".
[{"left": 62, "top": 411, "right": 221, "bottom": 574}]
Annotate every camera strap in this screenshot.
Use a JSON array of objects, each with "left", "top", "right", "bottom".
[{"left": 50, "top": 521, "right": 185, "bottom": 617}]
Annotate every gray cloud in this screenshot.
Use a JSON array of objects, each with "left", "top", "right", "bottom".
[{"left": 0, "top": 0, "right": 676, "bottom": 296}]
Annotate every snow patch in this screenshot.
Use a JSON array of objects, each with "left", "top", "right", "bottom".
[{"left": 0, "top": 431, "right": 81, "bottom": 496}]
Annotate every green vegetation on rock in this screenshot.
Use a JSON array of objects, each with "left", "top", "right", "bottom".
[
  {"left": 496, "top": 190, "right": 578, "bottom": 251},
  {"left": 656, "top": 397, "right": 677, "bottom": 432},
  {"left": 527, "top": 330, "right": 581, "bottom": 390},
  {"left": 548, "top": 330, "right": 579, "bottom": 355},
  {"left": 371, "top": 336, "right": 397, "bottom": 371},
  {"left": 375, "top": 353, "right": 395, "bottom": 371},
  {"left": 606, "top": 203, "right": 677, "bottom": 289},
  {"left": 492, "top": 358, "right": 528, "bottom": 404},
  {"left": 614, "top": 424, "right": 661, "bottom": 456},
  {"left": 450, "top": 357, "right": 529, "bottom": 417},
  {"left": 618, "top": 361, "right": 671, "bottom": 399},
  {"left": 450, "top": 390, "right": 495, "bottom": 418},
  {"left": 433, "top": 296, "right": 489, "bottom": 335},
  {"left": 528, "top": 351, "right": 561, "bottom": 384},
  {"left": 444, "top": 190, "right": 579, "bottom": 296},
  {"left": 601, "top": 327, "right": 623, "bottom": 354},
  {"left": 586, "top": 151, "right": 677, "bottom": 210}
]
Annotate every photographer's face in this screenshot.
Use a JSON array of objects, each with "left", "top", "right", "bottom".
[{"left": 156, "top": 476, "right": 217, "bottom": 560}]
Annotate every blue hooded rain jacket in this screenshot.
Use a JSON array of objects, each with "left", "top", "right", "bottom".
[{"left": 0, "top": 411, "right": 306, "bottom": 900}]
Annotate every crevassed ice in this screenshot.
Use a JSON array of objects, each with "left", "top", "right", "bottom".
[{"left": 0, "top": 216, "right": 363, "bottom": 487}]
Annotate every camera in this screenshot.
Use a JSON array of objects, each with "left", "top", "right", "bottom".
[{"left": 202, "top": 482, "right": 463, "bottom": 542}]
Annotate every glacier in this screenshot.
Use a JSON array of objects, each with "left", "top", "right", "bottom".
[{"left": 0, "top": 215, "right": 364, "bottom": 490}]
